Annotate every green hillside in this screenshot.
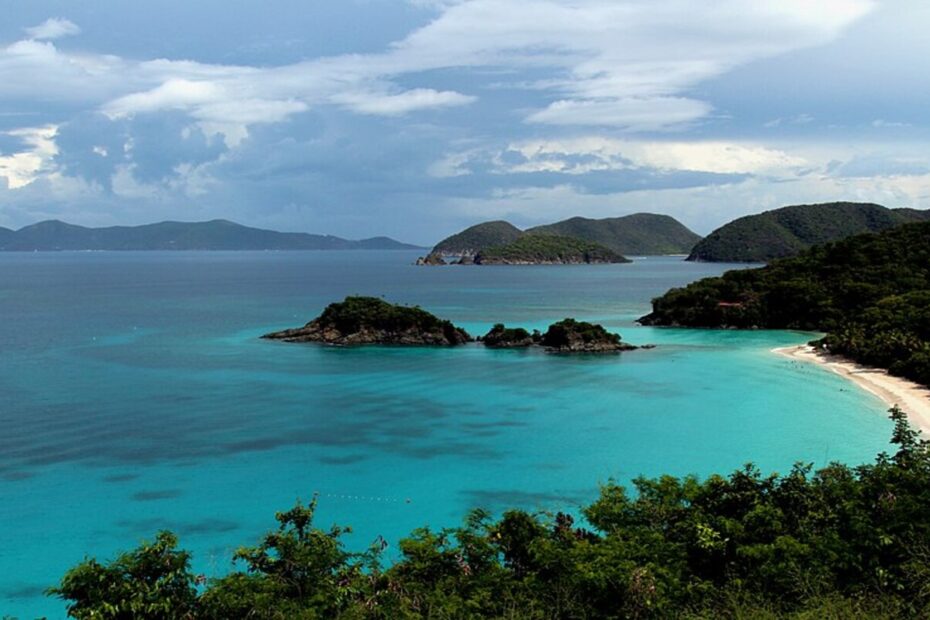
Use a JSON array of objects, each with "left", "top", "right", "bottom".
[
  {"left": 429, "top": 213, "right": 700, "bottom": 259},
  {"left": 643, "top": 222, "right": 930, "bottom": 386},
  {"left": 431, "top": 220, "right": 523, "bottom": 255},
  {"left": 688, "top": 202, "right": 930, "bottom": 262},
  {"left": 528, "top": 213, "right": 701, "bottom": 255},
  {"left": 474, "top": 234, "right": 629, "bottom": 264}
]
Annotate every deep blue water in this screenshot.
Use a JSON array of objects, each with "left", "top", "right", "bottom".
[{"left": 0, "top": 251, "right": 893, "bottom": 618}]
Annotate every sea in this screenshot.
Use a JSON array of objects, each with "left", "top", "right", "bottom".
[{"left": 0, "top": 250, "right": 894, "bottom": 618}]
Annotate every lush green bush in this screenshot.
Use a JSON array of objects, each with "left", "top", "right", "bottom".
[
  {"left": 52, "top": 409, "right": 930, "bottom": 619},
  {"left": 475, "top": 234, "right": 629, "bottom": 264}
]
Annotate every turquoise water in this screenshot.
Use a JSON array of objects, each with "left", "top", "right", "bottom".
[{"left": 0, "top": 251, "right": 893, "bottom": 618}]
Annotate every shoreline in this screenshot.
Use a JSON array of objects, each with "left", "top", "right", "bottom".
[{"left": 773, "top": 344, "right": 930, "bottom": 435}]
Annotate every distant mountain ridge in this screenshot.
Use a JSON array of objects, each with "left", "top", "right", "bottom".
[
  {"left": 0, "top": 219, "right": 423, "bottom": 251},
  {"left": 430, "top": 213, "right": 700, "bottom": 257},
  {"left": 688, "top": 202, "right": 930, "bottom": 263}
]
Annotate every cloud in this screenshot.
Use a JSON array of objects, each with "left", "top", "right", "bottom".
[
  {"left": 333, "top": 88, "right": 475, "bottom": 116},
  {"left": 0, "top": 0, "right": 875, "bottom": 138},
  {"left": 24, "top": 18, "right": 80, "bottom": 41},
  {"left": 526, "top": 97, "right": 712, "bottom": 130},
  {"left": 871, "top": 119, "right": 911, "bottom": 128},
  {"left": 436, "top": 137, "right": 807, "bottom": 177},
  {"left": 0, "top": 125, "right": 58, "bottom": 188}
]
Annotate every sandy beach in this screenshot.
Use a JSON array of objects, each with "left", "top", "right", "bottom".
[{"left": 773, "top": 345, "right": 930, "bottom": 435}]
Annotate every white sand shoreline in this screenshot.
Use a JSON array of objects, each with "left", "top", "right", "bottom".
[{"left": 773, "top": 344, "right": 930, "bottom": 435}]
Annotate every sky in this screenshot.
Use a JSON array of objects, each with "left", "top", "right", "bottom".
[{"left": 1, "top": 0, "right": 930, "bottom": 244}]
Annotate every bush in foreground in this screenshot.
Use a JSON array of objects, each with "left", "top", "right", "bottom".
[{"left": 52, "top": 408, "right": 930, "bottom": 619}]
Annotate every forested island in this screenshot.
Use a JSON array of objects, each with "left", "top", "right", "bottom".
[
  {"left": 643, "top": 222, "right": 930, "bottom": 386},
  {"left": 0, "top": 219, "right": 422, "bottom": 251},
  {"left": 262, "top": 296, "right": 473, "bottom": 346},
  {"left": 687, "top": 202, "right": 930, "bottom": 263},
  {"left": 420, "top": 212, "right": 698, "bottom": 265},
  {"left": 52, "top": 409, "right": 930, "bottom": 619}
]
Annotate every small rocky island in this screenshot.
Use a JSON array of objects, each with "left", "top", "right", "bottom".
[
  {"left": 262, "top": 296, "right": 472, "bottom": 346},
  {"left": 479, "top": 319, "right": 636, "bottom": 353}
]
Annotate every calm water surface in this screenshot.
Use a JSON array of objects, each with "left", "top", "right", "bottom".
[{"left": 0, "top": 251, "right": 893, "bottom": 618}]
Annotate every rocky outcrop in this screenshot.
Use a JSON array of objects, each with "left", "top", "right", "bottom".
[
  {"left": 415, "top": 253, "right": 447, "bottom": 265},
  {"left": 539, "top": 319, "right": 636, "bottom": 353},
  {"left": 262, "top": 296, "right": 472, "bottom": 346},
  {"left": 479, "top": 324, "right": 538, "bottom": 348}
]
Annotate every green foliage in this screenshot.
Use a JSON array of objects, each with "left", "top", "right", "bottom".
[
  {"left": 50, "top": 531, "right": 197, "bottom": 619},
  {"left": 541, "top": 318, "right": 621, "bottom": 347},
  {"left": 475, "top": 234, "right": 630, "bottom": 264},
  {"left": 644, "top": 222, "right": 930, "bottom": 386},
  {"left": 199, "top": 496, "right": 376, "bottom": 619},
  {"left": 688, "top": 202, "right": 930, "bottom": 263},
  {"left": 317, "top": 296, "right": 468, "bottom": 341},
  {"left": 53, "top": 411, "right": 930, "bottom": 618},
  {"left": 527, "top": 213, "right": 702, "bottom": 256},
  {"left": 481, "top": 323, "right": 535, "bottom": 347}
]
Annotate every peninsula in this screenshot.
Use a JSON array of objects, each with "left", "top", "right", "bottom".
[{"left": 642, "top": 222, "right": 930, "bottom": 425}]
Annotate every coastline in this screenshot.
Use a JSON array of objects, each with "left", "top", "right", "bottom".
[{"left": 773, "top": 344, "right": 930, "bottom": 435}]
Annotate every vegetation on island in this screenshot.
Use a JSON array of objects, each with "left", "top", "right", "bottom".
[
  {"left": 52, "top": 408, "right": 930, "bottom": 619},
  {"left": 262, "top": 296, "right": 472, "bottom": 346},
  {"left": 541, "top": 318, "right": 634, "bottom": 352},
  {"left": 642, "top": 222, "right": 930, "bottom": 386},
  {"left": 687, "top": 202, "right": 930, "bottom": 263},
  {"left": 0, "top": 219, "right": 422, "bottom": 251},
  {"left": 431, "top": 221, "right": 524, "bottom": 256},
  {"left": 480, "top": 320, "right": 634, "bottom": 351},
  {"left": 527, "top": 213, "right": 702, "bottom": 256},
  {"left": 474, "top": 234, "right": 630, "bottom": 265}
]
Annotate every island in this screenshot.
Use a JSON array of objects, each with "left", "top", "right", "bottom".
[
  {"left": 687, "top": 201, "right": 930, "bottom": 263},
  {"left": 479, "top": 319, "right": 636, "bottom": 352},
  {"left": 418, "top": 212, "right": 700, "bottom": 265},
  {"left": 262, "top": 296, "right": 472, "bottom": 346}
]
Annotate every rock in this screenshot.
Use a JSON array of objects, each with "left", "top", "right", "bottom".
[
  {"left": 262, "top": 296, "right": 472, "bottom": 346},
  {"left": 415, "top": 253, "right": 446, "bottom": 266},
  {"left": 480, "top": 323, "right": 536, "bottom": 348}
]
